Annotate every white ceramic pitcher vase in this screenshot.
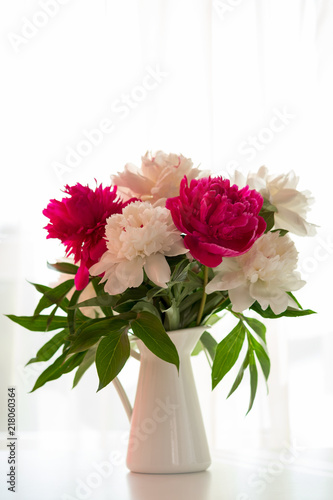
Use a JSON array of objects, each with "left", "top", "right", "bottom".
[{"left": 126, "top": 326, "right": 211, "bottom": 474}]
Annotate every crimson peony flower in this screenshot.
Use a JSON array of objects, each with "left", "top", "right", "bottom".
[
  {"left": 166, "top": 176, "right": 266, "bottom": 267},
  {"left": 43, "top": 183, "right": 133, "bottom": 290}
]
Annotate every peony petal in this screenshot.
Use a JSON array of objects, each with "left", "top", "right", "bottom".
[
  {"left": 274, "top": 206, "right": 317, "bottom": 236},
  {"left": 249, "top": 281, "right": 288, "bottom": 314},
  {"left": 232, "top": 170, "right": 246, "bottom": 189},
  {"left": 115, "top": 258, "right": 144, "bottom": 289},
  {"left": 214, "top": 258, "right": 241, "bottom": 274},
  {"left": 184, "top": 235, "right": 223, "bottom": 267},
  {"left": 269, "top": 294, "right": 289, "bottom": 315},
  {"left": 112, "top": 163, "right": 155, "bottom": 196},
  {"left": 206, "top": 270, "right": 245, "bottom": 294},
  {"left": 280, "top": 273, "right": 306, "bottom": 292},
  {"left": 89, "top": 238, "right": 107, "bottom": 262},
  {"left": 229, "top": 284, "right": 255, "bottom": 312},
  {"left": 141, "top": 151, "right": 169, "bottom": 182},
  {"left": 75, "top": 264, "right": 90, "bottom": 290},
  {"left": 89, "top": 252, "right": 114, "bottom": 276},
  {"left": 104, "top": 271, "right": 127, "bottom": 295},
  {"left": 164, "top": 238, "right": 188, "bottom": 256},
  {"left": 144, "top": 253, "right": 171, "bottom": 288},
  {"left": 273, "top": 189, "right": 310, "bottom": 215}
]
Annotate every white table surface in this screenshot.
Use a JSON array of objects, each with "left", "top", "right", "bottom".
[{"left": 1, "top": 433, "right": 333, "bottom": 500}]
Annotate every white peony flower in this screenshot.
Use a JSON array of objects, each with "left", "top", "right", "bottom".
[
  {"left": 89, "top": 201, "right": 188, "bottom": 294},
  {"left": 232, "top": 166, "right": 316, "bottom": 236},
  {"left": 206, "top": 232, "right": 305, "bottom": 315},
  {"left": 112, "top": 151, "right": 201, "bottom": 205}
]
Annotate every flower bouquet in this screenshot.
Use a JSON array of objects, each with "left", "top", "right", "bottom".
[{"left": 7, "top": 151, "right": 316, "bottom": 472}]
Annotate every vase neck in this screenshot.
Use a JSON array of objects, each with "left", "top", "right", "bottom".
[{"left": 137, "top": 326, "right": 206, "bottom": 358}]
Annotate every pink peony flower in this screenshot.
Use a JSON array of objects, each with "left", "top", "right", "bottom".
[
  {"left": 43, "top": 183, "right": 134, "bottom": 290},
  {"left": 112, "top": 151, "right": 201, "bottom": 205},
  {"left": 166, "top": 176, "right": 266, "bottom": 267}
]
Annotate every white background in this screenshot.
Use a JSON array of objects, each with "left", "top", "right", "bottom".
[{"left": 1, "top": 0, "right": 333, "bottom": 488}]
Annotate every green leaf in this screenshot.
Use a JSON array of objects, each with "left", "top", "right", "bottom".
[
  {"left": 170, "top": 259, "right": 191, "bottom": 283},
  {"left": 261, "top": 199, "right": 278, "bottom": 212},
  {"left": 204, "top": 313, "right": 221, "bottom": 327},
  {"left": 271, "top": 229, "right": 289, "bottom": 237},
  {"left": 177, "top": 271, "right": 204, "bottom": 302},
  {"left": 261, "top": 211, "right": 275, "bottom": 232},
  {"left": 260, "top": 199, "right": 279, "bottom": 233},
  {"left": 250, "top": 302, "right": 316, "bottom": 319},
  {"left": 30, "top": 282, "right": 88, "bottom": 322},
  {"left": 115, "top": 286, "right": 148, "bottom": 305},
  {"left": 73, "top": 347, "right": 97, "bottom": 388},
  {"left": 163, "top": 298, "right": 180, "bottom": 331},
  {"left": 33, "top": 279, "right": 75, "bottom": 315},
  {"left": 68, "top": 328, "right": 104, "bottom": 353},
  {"left": 243, "top": 317, "right": 267, "bottom": 344},
  {"left": 203, "top": 293, "right": 226, "bottom": 318},
  {"left": 191, "top": 341, "right": 204, "bottom": 356},
  {"left": 67, "top": 288, "right": 86, "bottom": 335},
  {"left": 287, "top": 292, "right": 303, "bottom": 310},
  {"left": 30, "top": 282, "right": 50, "bottom": 294},
  {"left": 180, "top": 292, "right": 222, "bottom": 328},
  {"left": 227, "top": 351, "right": 249, "bottom": 399},
  {"left": 68, "top": 294, "right": 119, "bottom": 310},
  {"left": 211, "top": 297, "right": 231, "bottom": 315},
  {"left": 26, "top": 329, "right": 68, "bottom": 365},
  {"left": 30, "top": 351, "right": 85, "bottom": 392},
  {"left": 187, "top": 270, "right": 204, "bottom": 286},
  {"left": 68, "top": 316, "right": 132, "bottom": 353},
  {"left": 47, "top": 261, "right": 79, "bottom": 275},
  {"left": 96, "top": 331, "right": 130, "bottom": 391},
  {"left": 179, "top": 291, "right": 202, "bottom": 313},
  {"left": 30, "top": 353, "right": 66, "bottom": 391},
  {"left": 131, "top": 301, "right": 161, "bottom": 319},
  {"left": 212, "top": 321, "right": 246, "bottom": 389},
  {"left": 91, "top": 278, "right": 114, "bottom": 317},
  {"left": 131, "top": 312, "right": 179, "bottom": 371},
  {"left": 247, "top": 350, "right": 258, "bottom": 414},
  {"left": 6, "top": 314, "right": 68, "bottom": 332},
  {"left": 200, "top": 331, "right": 217, "bottom": 362},
  {"left": 113, "top": 287, "right": 149, "bottom": 314},
  {"left": 46, "top": 305, "right": 60, "bottom": 331},
  {"left": 248, "top": 334, "right": 270, "bottom": 381},
  {"left": 146, "top": 286, "right": 168, "bottom": 300}
]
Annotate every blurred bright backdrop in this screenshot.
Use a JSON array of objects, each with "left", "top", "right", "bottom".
[{"left": 1, "top": 0, "right": 333, "bottom": 461}]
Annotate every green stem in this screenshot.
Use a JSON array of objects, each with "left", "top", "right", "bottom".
[{"left": 196, "top": 266, "right": 209, "bottom": 326}]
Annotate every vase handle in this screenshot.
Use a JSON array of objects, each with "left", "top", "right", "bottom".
[
  {"left": 112, "top": 377, "right": 133, "bottom": 422},
  {"left": 111, "top": 348, "right": 141, "bottom": 422}
]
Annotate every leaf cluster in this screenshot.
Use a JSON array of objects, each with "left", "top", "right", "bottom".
[{"left": 6, "top": 259, "right": 315, "bottom": 413}]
